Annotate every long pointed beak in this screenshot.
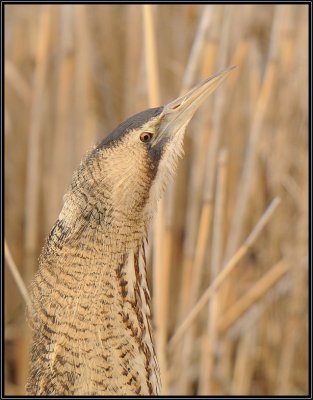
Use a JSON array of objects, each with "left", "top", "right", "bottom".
[{"left": 157, "top": 66, "right": 235, "bottom": 141}]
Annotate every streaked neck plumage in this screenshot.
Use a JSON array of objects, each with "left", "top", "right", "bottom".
[{"left": 27, "top": 148, "right": 161, "bottom": 395}]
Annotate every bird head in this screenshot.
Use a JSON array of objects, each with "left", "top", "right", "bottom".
[{"left": 66, "top": 68, "right": 233, "bottom": 233}]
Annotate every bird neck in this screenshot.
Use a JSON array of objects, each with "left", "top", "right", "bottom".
[{"left": 29, "top": 199, "right": 160, "bottom": 395}]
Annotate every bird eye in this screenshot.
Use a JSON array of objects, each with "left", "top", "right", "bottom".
[{"left": 140, "top": 132, "right": 153, "bottom": 143}]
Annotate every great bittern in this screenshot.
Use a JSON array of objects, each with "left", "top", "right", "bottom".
[{"left": 26, "top": 68, "right": 232, "bottom": 395}]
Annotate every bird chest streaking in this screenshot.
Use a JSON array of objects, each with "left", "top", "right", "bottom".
[{"left": 27, "top": 68, "right": 232, "bottom": 395}]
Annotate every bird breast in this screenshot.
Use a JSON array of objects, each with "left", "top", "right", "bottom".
[{"left": 27, "top": 221, "right": 160, "bottom": 395}]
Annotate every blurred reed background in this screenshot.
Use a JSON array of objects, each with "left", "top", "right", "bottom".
[{"left": 4, "top": 4, "right": 308, "bottom": 396}]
